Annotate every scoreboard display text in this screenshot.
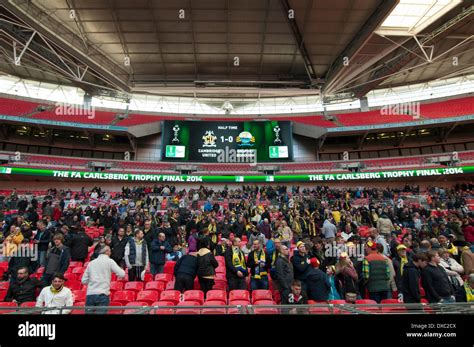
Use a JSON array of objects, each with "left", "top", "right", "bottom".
[{"left": 161, "top": 121, "right": 293, "bottom": 162}]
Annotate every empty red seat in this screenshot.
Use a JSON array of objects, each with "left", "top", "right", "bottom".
[
  {"left": 72, "top": 290, "right": 87, "bottom": 302},
  {"left": 253, "top": 300, "right": 275, "bottom": 306},
  {"left": 155, "top": 273, "right": 173, "bottom": 283},
  {"left": 108, "top": 301, "right": 124, "bottom": 315},
  {"left": 183, "top": 290, "right": 205, "bottom": 305},
  {"left": 355, "top": 299, "right": 379, "bottom": 313},
  {"left": 254, "top": 307, "right": 279, "bottom": 315},
  {"left": 67, "top": 280, "right": 82, "bottom": 291},
  {"left": 309, "top": 306, "right": 332, "bottom": 314},
  {"left": 0, "top": 302, "right": 17, "bottom": 314},
  {"left": 110, "top": 281, "right": 124, "bottom": 293},
  {"left": 202, "top": 301, "right": 226, "bottom": 314},
  {"left": 124, "top": 301, "right": 149, "bottom": 314},
  {"left": 113, "top": 290, "right": 136, "bottom": 305},
  {"left": 176, "top": 301, "right": 200, "bottom": 315},
  {"left": 72, "top": 267, "right": 85, "bottom": 279},
  {"left": 0, "top": 282, "right": 10, "bottom": 290},
  {"left": 212, "top": 282, "right": 227, "bottom": 291},
  {"left": 159, "top": 290, "right": 181, "bottom": 305},
  {"left": 165, "top": 281, "right": 176, "bottom": 290},
  {"left": 252, "top": 290, "right": 273, "bottom": 304},
  {"left": 163, "top": 261, "right": 176, "bottom": 275},
  {"left": 151, "top": 301, "right": 175, "bottom": 315},
  {"left": 69, "top": 261, "right": 83, "bottom": 268},
  {"left": 145, "top": 281, "right": 165, "bottom": 293},
  {"left": 19, "top": 301, "right": 36, "bottom": 307},
  {"left": 229, "top": 290, "right": 250, "bottom": 302},
  {"left": 136, "top": 290, "right": 160, "bottom": 305},
  {"left": 205, "top": 290, "right": 227, "bottom": 304},
  {"left": 124, "top": 281, "right": 144, "bottom": 293}
]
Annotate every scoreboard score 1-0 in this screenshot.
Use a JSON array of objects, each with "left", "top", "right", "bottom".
[{"left": 161, "top": 121, "right": 293, "bottom": 163}]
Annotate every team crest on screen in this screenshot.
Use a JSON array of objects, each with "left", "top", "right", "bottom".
[
  {"left": 202, "top": 131, "right": 217, "bottom": 147},
  {"left": 236, "top": 131, "right": 255, "bottom": 147}
]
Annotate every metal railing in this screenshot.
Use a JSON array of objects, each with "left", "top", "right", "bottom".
[{"left": 5, "top": 303, "right": 474, "bottom": 315}]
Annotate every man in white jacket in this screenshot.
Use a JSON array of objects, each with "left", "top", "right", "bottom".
[
  {"left": 82, "top": 246, "right": 126, "bottom": 314},
  {"left": 36, "top": 273, "right": 74, "bottom": 314}
]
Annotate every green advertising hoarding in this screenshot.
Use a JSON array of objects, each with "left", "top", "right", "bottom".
[{"left": 1, "top": 166, "right": 473, "bottom": 183}]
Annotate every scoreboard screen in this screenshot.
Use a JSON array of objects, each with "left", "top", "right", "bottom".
[{"left": 161, "top": 120, "right": 293, "bottom": 163}]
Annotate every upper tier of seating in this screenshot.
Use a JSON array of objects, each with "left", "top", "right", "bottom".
[{"left": 0, "top": 96, "right": 472, "bottom": 128}]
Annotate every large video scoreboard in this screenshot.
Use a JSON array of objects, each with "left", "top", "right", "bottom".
[{"left": 161, "top": 120, "right": 293, "bottom": 163}]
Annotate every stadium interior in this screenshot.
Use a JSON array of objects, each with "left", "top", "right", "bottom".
[{"left": 0, "top": 0, "right": 472, "bottom": 318}]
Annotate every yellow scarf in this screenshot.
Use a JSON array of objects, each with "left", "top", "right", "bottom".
[
  {"left": 232, "top": 247, "right": 246, "bottom": 270},
  {"left": 400, "top": 256, "right": 408, "bottom": 275},
  {"left": 465, "top": 283, "right": 474, "bottom": 302},
  {"left": 50, "top": 285, "right": 64, "bottom": 294},
  {"left": 253, "top": 250, "right": 267, "bottom": 279},
  {"left": 208, "top": 224, "right": 217, "bottom": 244}
]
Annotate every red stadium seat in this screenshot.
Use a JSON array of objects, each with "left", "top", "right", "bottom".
[
  {"left": 67, "top": 280, "right": 82, "bottom": 291},
  {"left": 124, "top": 301, "right": 149, "bottom": 314},
  {"left": 165, "top": 281, "right": 176, "bottom": 290},
  {"left": 151, "top": 301, "right": 175, "bottom": 315},
  {"left": 113, "top": 290, "right": 136, "bottom": 305},
  {"left": 159, "top": 290, "right": 181, "bottom": 305},
  {"left": 70, "top": 302, "right": 85, "bottom": 315},
  {"left": 176, "top": 301, "right": 200, "bottom": 314},
  {"left": 0, "top": 302, "right": 17, "bottom": 314},
  {"left": 108, "top": 301, "right": 124, "bottom": 315},
  {"left": 229, "top": 290, "right": 250, "bottom": 302},
  {"left": 136, "top": 290, "right": 160, "bottom": 305},
  {"left": 69, "top": 261, "right": 83, "bottom": 269},
  {"left": 202, "top": 301, "right": 226, "bottom": 314},
  {"left": 254, "top": 307, "right": 279, "bottom": 315},
  {"left": 110, "top": 281, "right": 124, "bottom": 293},
  {"left": 72, "top": 267, "right": 85, "bottom": 279},
  {"left": 163, "top": 261, "right": 176, "bottom": 275},
  {"left": 0, "top": 282, "right": 10, "bottom": 291},
  {"left": 309, "top": 306, "right": 332, "bottom": 314},
  {"left": 155, "top": 273, "right": 173, "bottom": 283},
  {"left": 253, "top": 300, "right": 275, "bottom": 306},
  {"left": 124, "top": 281, "right": 144, "bottom": 293},
  {"left": 212, "top": 282, "right": 227, "bottom": 291},
  {"left": 183, "top": 290, "right": 205, "bottom": 305},
  {"left": 72, "top": 290, "right": 87, "bottom": 303},
  {"left": 145, "top": 281, "right": 165, "bottom": 293},
  {"left": 143, "top": 273, "right": 153, "bottom": 282},
  {"left": 205, "top": 290, "right": 227, "bottom": 304},
  {"left": 20, "top": 301, "right": 37, "bottom": 307},
  {"left": 355, "top": 299, "right": 379, "bottom": 313},
  {"left": 252, "top": 290, "right": 273, "bottom": 304}
]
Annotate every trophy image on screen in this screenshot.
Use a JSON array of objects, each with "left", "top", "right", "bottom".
[
  {"left": 273, "top": 125, "right": 281, "bottom": 144},
  {"left": 172, "top": 125, "right": 180, "bottom": 143}
]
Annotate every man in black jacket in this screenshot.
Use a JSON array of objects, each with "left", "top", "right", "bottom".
[
  {"left": 291, "top": 241, "right": 311, "bottom": 291},
  {"left": 143, "top": 220, "right": 158, "bottom": 249},
  {"left": 274, "top": 245, "right": 294, "bottom": 293},
  {"left": 421, "top": 250, "right": 455, "bottom": 303},
  {"left": 110, "top": 227, "right": 129, "bottom": 267},
  {"left": 402, "top": 253, "right": 428, "bottom": 303},
  {"left": 150, "top": 233, "right": 172, "bottom": 276},
  {"left": 68, "top": 228, "right": 93, "bottom": 264},
  {"left": 306, "top": 258, "right": 331, "bottom": 301},
  {"left": 41, "top": 233, "right": 71, "bottom": 287},
  {"left": 281, "top": 280, "right": 308, "bottom": 314},
  {"left": 174, "top": 253, "right": 198, "bottom": 292},
  {"left": 4, "top": 267, "right": 42, "bottom": 304}
]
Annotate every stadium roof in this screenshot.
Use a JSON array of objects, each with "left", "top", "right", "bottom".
[{"left": 0, "top": 0, "right": 472, "bottom": 100}]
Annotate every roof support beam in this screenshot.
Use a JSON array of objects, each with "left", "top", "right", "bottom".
[
  {"left": 323, "top": 0, "right": 398, "bottom": 95},
  {"left": 2, "top": 0, "right": 130, "bottom": 91},
  {"left": 280, "top": 0, "right": 317, "bottom": 83}
]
